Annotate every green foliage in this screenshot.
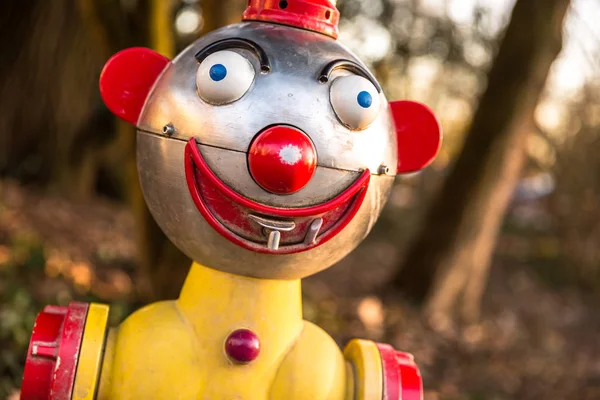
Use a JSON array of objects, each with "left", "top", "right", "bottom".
[
  {"left": 0, "top": 228, "right": 137, "bottom": 396},
  {"left": 0, "top": 235, "right": 47, "bottom": 397}
]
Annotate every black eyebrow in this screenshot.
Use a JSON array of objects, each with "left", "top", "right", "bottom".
[
  {"left": 195, "top": 38, "right": 271, "bottom": 74},
  {"left": 318, "top": 60, "right": 382, "bottom": 93}
]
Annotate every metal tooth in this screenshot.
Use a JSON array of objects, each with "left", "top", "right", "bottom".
[
  {"left": 267, "top": 230, "right": 281, "bottom": 250},
  {"left": 304, "top": 218, "right": 324, "bottom": 245},
  {"left": 249, "top": 214, "right": 295, "bottom": 231}
]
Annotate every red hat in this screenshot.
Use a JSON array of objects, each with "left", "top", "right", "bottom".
[{"left": 243, "top": 0, "right": 340, "bottom": 39}]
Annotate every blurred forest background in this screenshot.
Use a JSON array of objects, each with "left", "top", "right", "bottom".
[{"left": 1, "top": 0, "right": 600, "bottom": 399}]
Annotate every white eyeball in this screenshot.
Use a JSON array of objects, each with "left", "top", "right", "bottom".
[
  {"left": 330, "top": 75, "right": 381, "bottom": 130},
  {"left": 196, "top": 50, "right": 255, "bottom": 105}
]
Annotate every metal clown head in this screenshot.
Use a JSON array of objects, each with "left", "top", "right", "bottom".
[{"left": 99, "top": 0, "right": 442, "bottom": 280}]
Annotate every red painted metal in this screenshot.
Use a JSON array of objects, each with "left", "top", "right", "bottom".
[
  {"left": 395, "top": 351, "right": 424, "bottom": 400},
  {"left": 377, "top": 343, "right": 401, "bottom": 400},
  {"left": 225, "top": 329, "right": 261, "bottom": 363},
  {"left": 243, "top": 0, "right": 340, "bottom": 39},
  {"left": 389, "top": 100, "right": 443, "bottom": 174},
  {"left": 248, "top": 126, "right": 317, "bottom": 195},
  {"left": 195, "top": 163, "right": 351, "bottom": 245},
  {"left": 184, "top": 138, "right": 370, "bottom": 254},
  {"left": 21, "top": 302, "right": 89, "bottom": 400},
  {"left": 99, "top": 47, "right": 170, "bottom": 125},
  {"left": 376, "top": 343, "right": 423, "bottom": 400}
]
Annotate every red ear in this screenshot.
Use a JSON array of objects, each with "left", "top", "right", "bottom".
[
  {"left": 99, "top": 47, "right": 170, "bottom": 125},
  {"left": 390, "top": 100, "right": 443, "bottom": 174}
]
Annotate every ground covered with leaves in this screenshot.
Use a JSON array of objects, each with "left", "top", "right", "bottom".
[{"left": 1, "top": 180, "right": 599, "bottom": 399}]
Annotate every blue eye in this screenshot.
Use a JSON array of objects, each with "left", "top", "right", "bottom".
[
  {"left": 357, "top": 91, "right": 373, "bottom": 108},
  {"left": 209, "top": 64, "right": 227, "bottom": 81},
  {"left": 331, "top": 76, "right": 381, "bottom": 130},
  {"left": 197, "top": 51, "right": 255, "bottom": 105}
]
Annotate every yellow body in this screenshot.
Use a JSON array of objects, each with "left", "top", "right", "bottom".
[{"left": 81, "top": 263, "right": 382, "bottom": 400}]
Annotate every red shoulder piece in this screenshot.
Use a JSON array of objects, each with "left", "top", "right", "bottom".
[
  {"left": 376, "top": 343, "right": 423, "bottom": 400},
  {"left": 20, "top": 302, "right": 89, "bottom": 400}
]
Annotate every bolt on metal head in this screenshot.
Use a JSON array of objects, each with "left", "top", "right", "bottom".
[
  {"left": 378, "top": 165, "right": 390, "bottom": 175},
  {"left": 162, "top": 123, "right": 176, "bottom": 136}
]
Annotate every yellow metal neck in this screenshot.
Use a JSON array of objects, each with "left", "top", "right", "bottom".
[
  {"left": 98, "top": 262, "right": 354, "bottom": 399},
  {"left": 177, "top": 262, "right": 303, "bottom": 341}
]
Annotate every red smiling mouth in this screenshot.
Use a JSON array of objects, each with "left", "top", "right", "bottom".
[{"left": 184, "top": 138, "right": 370, "bottom": 254}]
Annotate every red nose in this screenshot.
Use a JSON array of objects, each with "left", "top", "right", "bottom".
[{"left": 248, "top": 126, "right": 317, "bottom": 195}]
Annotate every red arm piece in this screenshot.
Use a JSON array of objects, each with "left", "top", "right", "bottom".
[
  {"left": 376, "top": 343, "right": 424, "bottom": 400},
  {"left": 20, "top": 302, "right": 89, "bottom": 400}
]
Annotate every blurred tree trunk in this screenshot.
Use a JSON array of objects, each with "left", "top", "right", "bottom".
[
  {"left": 0, "top": 0, "right": 108, "bottom": 197},
  {"left": 1, "top": 0, "right": 248, "bottom": 301},
  {"left": 119, "top": 0, "right": 245, "bottom": 301},
  {"left": 150, "top": 0, "right": 176, "bottom": 57},
  {"left": 132, "top": 0, "right": 186, "bottom": 301},
  {"left": 394, "top": 0, "right": 571, "bottom": 327},
  {"left": 86, "top": 0, "right": 244, "bottom": 301},
  {"left": 79, "top": 0, "right": 189, "bottom": 301},
  {"left": 200, "top": 0, "right": 246, "bottom": 33}
]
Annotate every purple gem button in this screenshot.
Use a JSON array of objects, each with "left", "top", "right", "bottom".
[{"left": 225, "top": 329, "right": 260, "bottom": 363}]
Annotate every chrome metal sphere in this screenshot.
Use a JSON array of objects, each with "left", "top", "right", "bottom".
[{"left": 136, "top": 22, "right": 397, "bottom": 279}]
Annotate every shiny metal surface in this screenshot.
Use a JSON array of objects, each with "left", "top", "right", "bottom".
[
  {"left": 199, "top": 142, "right": 359, "bottom": 208},
  {"left": 136, "top": 22, "right": 399, "bottom": 279},
  {"left": 138, "top": 22, "right": 398, "bottom": 177},
  {"left": 249, "top": 215, "right": 296, "bottom": 231},
  {"left": 137, "top": 132, "right": 394, "bottom": 279},
  {"left": 267, "top": 230, "right": 281, "bottom": 250},
  {"left": 304, "top": 218, "right": 323, "bottom": 245}
]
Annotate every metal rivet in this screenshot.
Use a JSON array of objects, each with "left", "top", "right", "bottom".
[
  {"left": 378, "top": 165, "right": 390, "bottom": 175},
  {"left": 162, "top": 123, "right": 175, "bottom": 136}
]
